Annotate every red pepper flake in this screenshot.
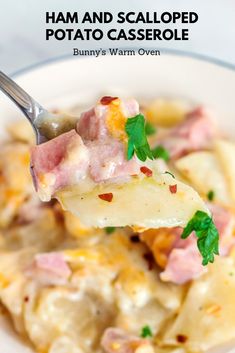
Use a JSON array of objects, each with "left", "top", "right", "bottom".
[
  {"left": 176, "top": 334, "right": 188, "bottom": 343},
  {"left": 98, "top": 193, "right": 113, "bottom": 202},
  {"left": 169, "top": 184, "right": 177, "bottom": 194},
  {"left": 100, "top": 96, "right": 118, "bottom": 105},
  {"left": 140, "top": 166, "right": 153, "bottom": 177},
  {"left": 24, "top": 296, "right": 29, "bottom": 303}
]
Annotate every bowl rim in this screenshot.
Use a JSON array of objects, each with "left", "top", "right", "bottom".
[{"left": 11, "top": 47, "right": 235, "bottom": 79}]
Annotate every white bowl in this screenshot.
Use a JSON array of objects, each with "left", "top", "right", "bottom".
[{"left": 1, "top": 52, "right": 235, "bottom": 353}]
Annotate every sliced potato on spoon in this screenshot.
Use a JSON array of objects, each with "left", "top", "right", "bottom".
[{"left": 57, "top": 173, "right": 209, "bottom": 228}]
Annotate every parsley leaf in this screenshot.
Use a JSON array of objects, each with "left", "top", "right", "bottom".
[
  {"left": 207, "top": 190, "right": 215, "bottom": 201},
  {"left": 140, "top": 325, "right": 153, "bottom": 338},
  {"left": 145, "top": 122, "right": 156, "bottom": 136},
  {"left": 152, "top": 145, "right": 170, "bottom": 161},
  {"left": 105, "top": 227, "right": 116, "bottom": 234},
  {"left": 181, "top": 210, "right": 219, "bottom": 265},
  {"left": 125, "top": 114, "right": 153, "bottom": 162}
]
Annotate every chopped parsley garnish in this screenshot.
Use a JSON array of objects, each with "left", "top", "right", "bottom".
[
  {"left": 105, "top": 227, "right": 116, "bottom": 234},
  {"left": 145, "top": 122, "right": 156, "bottom": 136},
  {"left": 152, "top": 145, "right": 170, "bottom": 161},
  {"left": 181, "top": 211, "right": 219, "bottom": 266},
  {"left": 125, "top": 114, "right": 153, "bottom": 162},
  {"left": 140, "top": 325, "right": 153, "bottom": 338},
  {"left": 164, "top": 171, "right": 175, "bottom": 178},
  {"left": 207, "top": 190, "right": 215, "bottom": 201}
]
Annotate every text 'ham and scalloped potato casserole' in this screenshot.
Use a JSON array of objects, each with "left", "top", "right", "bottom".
[{"left": 0, "top": 97, "right": 235, "bottom": 353}]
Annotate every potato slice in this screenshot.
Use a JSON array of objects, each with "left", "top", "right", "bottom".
[
  {"left": 215, "top": 139, "right": 235, "bottom": 204},
  {"left": 162, "top": 257, "right": 235, "bottom": 352},
  {"left": 145, "top": 99, "right": 189, "bottom": 127},
  {"left": 175, "top": 151, "right": 231, "bottom": 204},
  {"left": 57, "top": 173, "right": 208, "bottom": 228}
]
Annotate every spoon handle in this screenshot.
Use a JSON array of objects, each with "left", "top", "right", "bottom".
[
  {"left": 0, "top": 71, "right": 46, "bottom": 143},
  {"left": 0, "top": 70, "right": 43, "bottom": 120}
]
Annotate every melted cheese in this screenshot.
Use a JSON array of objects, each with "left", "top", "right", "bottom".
[{"left": 106, "top": 99, "right": 127, "bottom": 141}]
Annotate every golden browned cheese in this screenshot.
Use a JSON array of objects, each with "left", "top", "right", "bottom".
[
  {"left": 140, "top": 229, "right": 176, "bottom": 268},
  {"left": 106, "top": 98, "right": 127, "bottom": 141}
]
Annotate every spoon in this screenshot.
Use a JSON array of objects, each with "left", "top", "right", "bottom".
[{"left": 0, "top": 70, "right": 77, "bottom": 144}]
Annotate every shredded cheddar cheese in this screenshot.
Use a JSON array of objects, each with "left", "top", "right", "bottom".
[
  {"left": 140, "top": 229, "right": 176, "bottom": 268},
  {"left": 0, "top": 273, "right": 9, "bottom": 288},
  {"left": 19, "top": 152, "right": 30, "bottom": 165},
  {"left": 64, "top": 248, "right": 103, "bottom": 263},
  {"left": 106, "top": 99, "right": 127, "bottom": 141}
]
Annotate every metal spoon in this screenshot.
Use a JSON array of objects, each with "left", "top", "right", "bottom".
[{"left": 0, "top": 70, "right": 77, "bottom": 144}]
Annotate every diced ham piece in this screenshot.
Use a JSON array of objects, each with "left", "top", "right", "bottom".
[
  {"left": 159, "top": 106, "right": 217, "bottom": 159},
  {"left": 31, "top": 98, "right": 141, "bottom": 201},
  {"left": 77, "top": 98, "right": 139, "bottom": 141},
  {"left": 87, "top": 139, "right": 139, "bottom": 182},
  {"left": 101, "top": 328, "right": 154, "bottom": 353},
  {"left": 31, "top": 130, "right": 89, "bottom": 201},
  {"left": 25, "top": 252, "right": 71, "bottom": 285},
  {"left": 142, "top": 203, "right": 235, "bottom": 284},
  {"left": 78, "top": 98, "right": 140, "bottom": 182},
  {"left": 78, "top": 107, "right": 108, "bottom": 141},
  {"left": 160, "top": 239, "right": 206, "bottom": 284}
]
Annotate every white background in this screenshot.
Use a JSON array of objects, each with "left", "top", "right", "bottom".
[{"left": 0, "top": 0, "right": 235, "bottom": 74}]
